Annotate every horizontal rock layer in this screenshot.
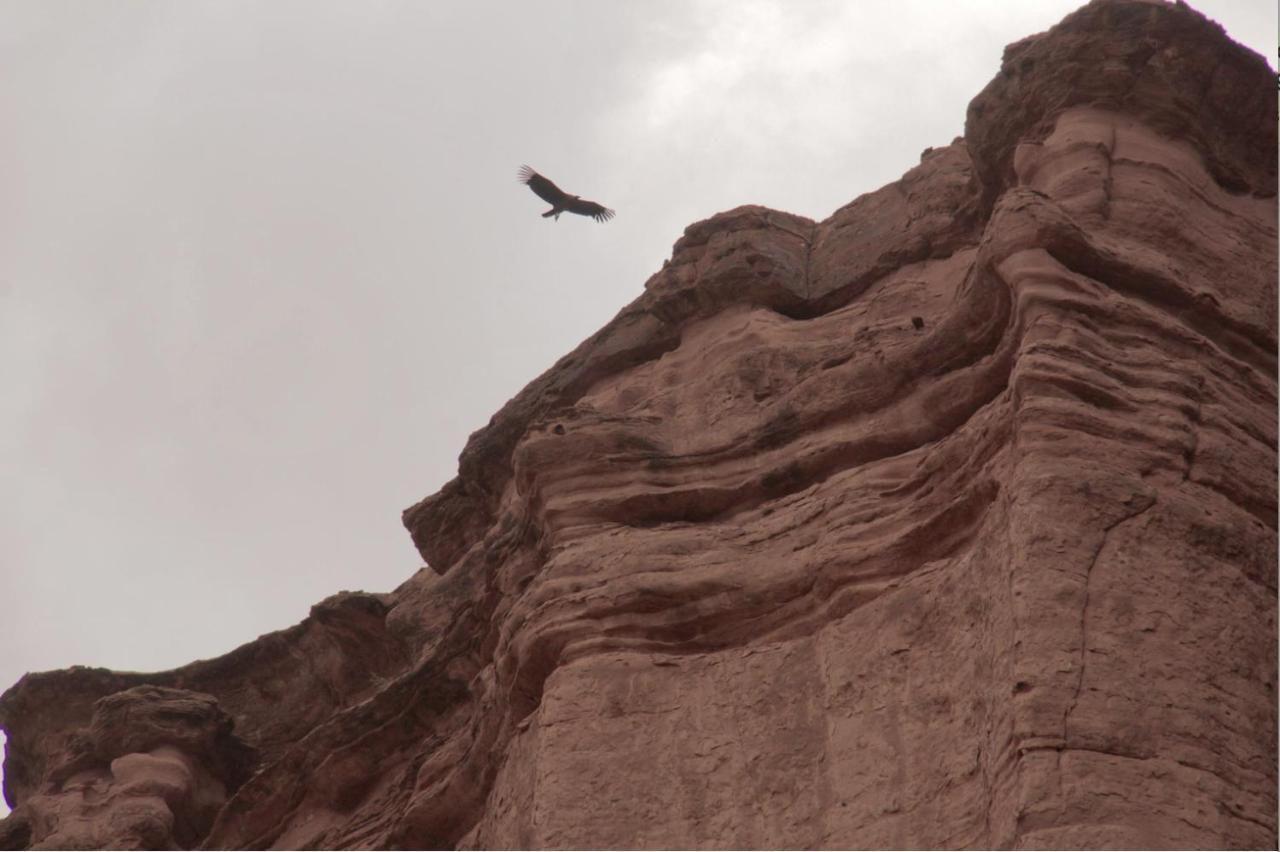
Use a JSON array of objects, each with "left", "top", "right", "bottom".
[{"left": 2, "top": 1, "right": 1275, "bottom": 849}]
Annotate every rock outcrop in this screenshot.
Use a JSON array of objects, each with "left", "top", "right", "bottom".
[
  {"left": 4, "top": 686, "right": 253, "bottom": 850},
  {"left": 3, "top": 1, "right": 1275, "bottom": 848}
]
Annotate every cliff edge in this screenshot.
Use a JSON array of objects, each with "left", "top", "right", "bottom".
[{"left": 3, "top": 1, "right": 1275, "bottom": 848}]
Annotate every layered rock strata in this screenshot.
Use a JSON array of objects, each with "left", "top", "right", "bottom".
[{"left": 3, "top": 1, "right": 1276, "bottom": 848}]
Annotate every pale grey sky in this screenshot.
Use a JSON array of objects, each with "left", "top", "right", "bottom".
[{"left": 1, "top": 0, "right": 1274, "bottom": 812}]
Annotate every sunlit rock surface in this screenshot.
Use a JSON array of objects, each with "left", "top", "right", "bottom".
[{"left": 3, "top": 1, "right": 1275, "bottom": 848}]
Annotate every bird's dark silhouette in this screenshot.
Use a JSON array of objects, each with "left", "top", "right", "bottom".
[{"left": 518, "top": 165, "right": 614, "bottom": 222}]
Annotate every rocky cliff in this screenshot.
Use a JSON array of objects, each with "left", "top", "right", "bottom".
[{"left": 2, "top": 1, "right": 1275, "bottom": 848}]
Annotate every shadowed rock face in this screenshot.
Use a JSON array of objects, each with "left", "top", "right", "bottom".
[
  {"left": 7, "top": 687, "right": 254, "bottom": 850},
  {"left": 3, "top": 1, "right": 1275, "bottom": 849}
]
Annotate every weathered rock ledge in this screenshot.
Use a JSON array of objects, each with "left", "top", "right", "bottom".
[{"left": 3, "top": 1, "right": 1275, "bottom": 848}]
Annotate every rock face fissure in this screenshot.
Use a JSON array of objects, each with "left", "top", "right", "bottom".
[{"left": 2, "top": 2, "right": 1275, "bottom": 849}]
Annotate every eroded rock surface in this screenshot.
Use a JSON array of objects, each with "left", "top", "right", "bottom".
[
  {"left": 10, "top": 686, "right": 251, "bottom": 850},
  {"left": 1, "top": 592, "right": 407, "bottom": 849},
  {"left": 3, "top": 1, "right": 1275, "bottom": 848}
]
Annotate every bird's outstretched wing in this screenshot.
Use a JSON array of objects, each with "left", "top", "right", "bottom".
[
  {"left": 565, "top": 197, "right": 615, "bottom": 222},
  {"left": 518, "top": 165, "right": 569, "bottom": 206}
]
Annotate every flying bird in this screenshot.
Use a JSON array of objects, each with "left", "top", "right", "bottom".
[{"left": 518, "top": 165, "right": 614, "bottom": 223}]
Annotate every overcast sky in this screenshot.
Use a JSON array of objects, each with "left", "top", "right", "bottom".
[{"left": 1, "top": 0, "right": 1273, "bottom": 812}]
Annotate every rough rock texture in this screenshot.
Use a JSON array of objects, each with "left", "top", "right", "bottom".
[
  {"left": 6, "top": 686, "right": 253, "bottom": 850},
  {"left": 0, "top": 593, "right": 407, "bottom": 849},
  {"left": 3, "top": 1, "right": 1276, "bottom": 849}
]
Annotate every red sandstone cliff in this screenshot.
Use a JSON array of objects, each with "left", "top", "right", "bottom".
[{"left": 2, "top": 1, "right": 1276, "bottom": 848}]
